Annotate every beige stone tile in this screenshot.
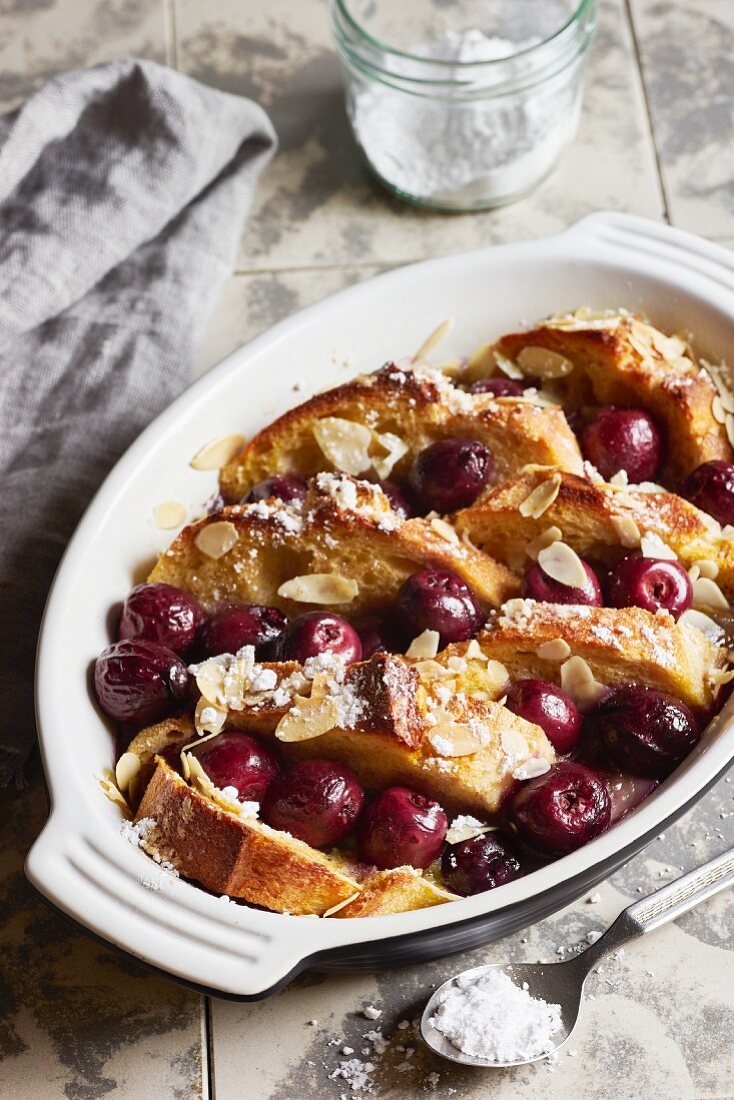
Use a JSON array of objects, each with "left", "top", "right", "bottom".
[
  {"left": 175, "top": 0, "right": 663, "bottom": 271},
  {"left": 0, "top": 760, "right": 204, "bottom": 1099},
  {"left": 195, "top": 263, "right": 386, "bottom": 376},
  {"left": 631, "top": 0, "right": 734, "bottom": 238},
  {"left": 0, "top": 0, "right": 168, "bottom": 114}
]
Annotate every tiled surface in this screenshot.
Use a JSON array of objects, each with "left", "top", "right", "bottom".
[{"left": 3, "top": 0, "right": 734, "bottom": 1097}]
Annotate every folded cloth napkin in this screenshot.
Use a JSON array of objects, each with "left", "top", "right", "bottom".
[{"left": 0, "top": 58, "right": 276, "bottom": 783}]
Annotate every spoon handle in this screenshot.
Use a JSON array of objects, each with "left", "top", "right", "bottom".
[{"left": 572, "top": 845, "right": 734, "bottom": 977}]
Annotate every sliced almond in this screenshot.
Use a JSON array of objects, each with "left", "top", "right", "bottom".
[
  {"left": 371, "top": 430, "right": 408, "bottom": 479},
  {"left": 323, "top": 891, "right": 362, "bottom": 918},
  {"left": 512, "top": 757, "right": 551, "bottom": 781},
  {"left": 427, "top": 720, "right": 482, "bottom": 757},
  {"left": 694, "top": 559, "right": 719, "bottom": 580},
  {"left": 312, "top": 417, "right": 372, "bottom": 476},
  {"left": 99, "top": 771, "right": 129, "bottom": 810},
  {"left": 414, "top": 659, "right": 454, "bottom": 682},
  {"left": 693, "top": 577, "right": 730, "bottom": 610},
  {"left": 526, "top": 526, "right": 563, "bottom": 561},
  {"left": 516, "top": 346, "right": 574, "bottom": 379},
  {"left": 688, "top": 565, "right": 701, "bottom": 583},
  {"left": 561, "top": 656, "right": 605, "bottom": 706},
  {"left": 190, "top": 434, "right": 246, "bottom": 471},
  {"left": 537, "top": 541, "right": 588, "bottom": 589},
  {"left": 115, "top": 752, "right": 141, "bottom": 793},
  {"left": 412, "top": 317, "right": 454, "bottom": 363},
  {"left": 519, "top": 475, "right": 562, "bottom": 519},
  {"left": 726, "top": 413, "right": 734, "bottom": 450},
  {"left": 679, "top": 608, "right": 726, "bottom": 643},
  {"left": 536, "top": 638, "right": 572, "bottom": 661},
  {"left": 464, "top": 639, "right": 488, "bottom": 661},
  {"left": 446, "top": 816, "right": 493, "bottom": 845},
  {"left": 406, "top": 629, "right": 440, "bottom": 659},
  {"left": 153, "top": 500, "right": 187, "bottom": 530},
  {"left": 194, "top": 696, "right": 228, "bottom": 737},
  {"left": 611, "top": 515, "right": 641, "bottom": 549},
  {"left": 277, "top": 573, "right": 358, "bottom": 604},
  {"left": 486, "top": 660, "right": 510, "bottom": 689},
  {"left": 712, "top": 394, "right": 727, "bottom": 424},
  {"left": 194, "top": 520, "right": 238, "bottom": 559},
  {"left": 464, "top": 343, "right": 497, "bottom": 382},
  {"left": 275, "top": 694, "right": 340, "bottom": 742},
  {"left": 710, "top": 667, "right": 734, "bottom": 686},
  {"left": 640, "top": 532, "right": 677, "bottom": 560},
  {"left": 501, "top": 727, "right": 529, "bottom": 762},
  {"left": 447, "top": 656, "right": 468, "bottom": 673},
  {"left": 430, "top": 516, "right": 460, "bottom": 545}
]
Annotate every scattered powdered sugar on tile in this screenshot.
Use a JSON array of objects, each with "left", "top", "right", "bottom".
[{"left": 429, "top": 968, "right": 562, "bottom": 1062}]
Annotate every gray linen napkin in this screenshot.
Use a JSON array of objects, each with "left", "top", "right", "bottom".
[{"left": 0, "top": 58, "right": 276, "bottom": 783}]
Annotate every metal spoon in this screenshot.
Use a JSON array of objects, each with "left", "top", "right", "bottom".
[{"left": 422, "top": 845, "right": 734, "bottom": 1068}]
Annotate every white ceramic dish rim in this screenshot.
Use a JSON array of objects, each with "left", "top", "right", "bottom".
[{"left": 26, "top": 210, "right": 734, "bottom": 998}]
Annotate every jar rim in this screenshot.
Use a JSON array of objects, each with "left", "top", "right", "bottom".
[{"left": 331, "top": 0, "right": 595, "bottom": 68}]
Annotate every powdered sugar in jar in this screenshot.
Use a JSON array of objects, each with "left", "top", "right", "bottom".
[{"left": 331, "top": 0, "right": 597, "bottom": 211}]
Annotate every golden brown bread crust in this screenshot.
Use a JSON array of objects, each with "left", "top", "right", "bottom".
[
  {"left": 456, "top": 468, "right": 734, "bottom": 585},
  {"left": 462, "top": 601, "right": 727, "bottom": 711},
  {"left": 219, "top": 363, "right": 583, "bottom": 502},
  {"left": 136, "top": 761, "right": 360, "bottom": 915},
  {"left": 334, "top": 868, "right": 456, "bottom": 918},
  {"left": 494, "top": 315, "right": 731, "bottom": 483},
  {"left": 148, "top": 481, "right": 520, "bottom": 615}
]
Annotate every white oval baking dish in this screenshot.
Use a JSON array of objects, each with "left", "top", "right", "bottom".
[{"left": 26, "top": 211, "right": 734, "bottom": 999}]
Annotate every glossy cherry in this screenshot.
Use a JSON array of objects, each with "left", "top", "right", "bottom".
[
  {"left": 377, "top": 480, "right": 413, "bottom": 520},
  {"left": 441, "top": 832, "right": 521, "bottom": 896},
  {"left": 524, "top": 559, "right": 603, "bottom": 607},
  {"left": 682, "top": 460, "right": 734, "bottom": 527},
  {"left": 274, "top": 612, "right": 363, "bottom": 664},
  {"left": 581, "top": 407, "right": 662, "bottom": 483},
  {"left": 505, "top": 679, "right": 582, "bottom": 755},
  {"left": 606, "top": 556, "right": 692, "bottom": 619},
  {"left": 358, "top": 786, "right": 448, "bottom": 869},
  {"left": 198, "top": 604, "right": 287, "bottom": 658},
  {"left": 408, "top": 438, "right": 493, "bottom": 513},
  {"left": 593, "top": 683, "right": 699, "bottom": 778},
  {"left": 510, "top": 762, "right": 611, "bottom": 855},
  {"left": 261, "top": 759, "right": 364, "bottom": 848},
  {"left": 470, "top": 377, "right": 526, "bottom": 398},
  {"left": 595, "top": 765, "right": 659, "bottom": 824},
  {"left": 94, "top": 639, "right": 190, "bottom": 724},
  {"left": 244, "top": 475, "right": 307, "bottom": 506},
  {"left": 396, "top": 569, "right": 483, "bottom": 646},
  {"left": 118, "top": 583, "right": 202, "bottom": 655},
  {"left": 192, "top": 731, "right": 280, "bottom": 801}
]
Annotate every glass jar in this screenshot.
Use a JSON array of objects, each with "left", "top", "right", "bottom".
[{"left": 331, "top": 0, "right": 597, "bottom": 212}]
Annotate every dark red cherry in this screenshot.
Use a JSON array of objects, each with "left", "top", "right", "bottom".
[
  {"left": 607, "top": 556, "right": 692, "bottom": 619},
  {"left": 377, "top": 480, "right": 413, "bottom": 519},
  {"left": 470, "top": 377, "right": 526, "bottom": 397},
  {"left": 118, "top": 583, "right": 202, "bottom": 655},
  {"left": 396, "top": 569, "right": 483, "bottom": 646},
  {"left": 594, "top": 765, "right": 659, "bottom": 824},
  {"left": 358, "top": 786, "right": 448, "bottom": 869},
  {"left": 274, "top": 612, "right": 362, "bottom": 664},
  {"left": 593, "top": 684, "right": 699, "bottom": 778},
  {"left": 441, "top": 832, "right": 521, "bottom": 896},
  {"left": 244, "top": 475, "right": 307, "bottom": 506},
  {"left": 198, "top": 604, "right": 287, "bottom": 658},
  {"left": 524, "top": 560, "right": 603, "bottom": 606},
  {"left": 682, "top": 461, "right": 734, "bottom": 527},
  {"left": 581, "top": 407, "right": 662, "bottom": 483},
  {"left": 192, "top": 731, "right": 280, "bottom": 801},
  {"left": 357, "top": 621, "right": 391, "bottom": 659},
  {"left": 510, "top": 762, "right": 611, "bottom": 855},
  {"left": 408, "top": 439, "right": 493, "bottom": 513},
  {"left": 94, "top": 640, "right": 190, "bottom": 724},
  {"left": 261, "top": 759, "right": 364, "bottom": 848},
  {"left": 506, "top": 679, "right": 582, "bottom": 755}
]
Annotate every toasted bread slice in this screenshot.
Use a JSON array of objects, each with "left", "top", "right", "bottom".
[
  {"left": 461, "top": 600, "right": 727, "bottom": 711},
  {"left": 334, "top": 868, "right": 457, "bottom": 918},
  {"left": 493, "top": 313, "right": 731, "bottom": 483},
  {"left": 455, "top": 468, "right": 734, "bottom": 591},
  {"left": 149, "top": 478, "right": 520, "bottom": 615},
  {"left": 219, "top": 363, "right": 583, "bottom": 502},
  {"left": 135, "top": 760, "right": 360, "bottom": 915}
]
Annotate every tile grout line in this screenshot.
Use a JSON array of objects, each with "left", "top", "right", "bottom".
[
  {"left": 163, "top": 0, "right": 180, "bottom": 70},
  {"left": 624, "top": 0, "right": 671, "bottom": 225}
]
